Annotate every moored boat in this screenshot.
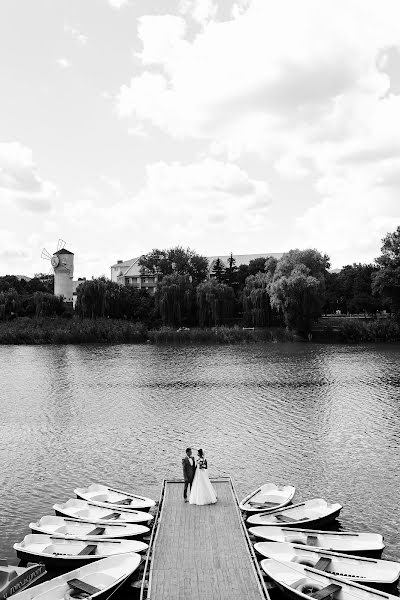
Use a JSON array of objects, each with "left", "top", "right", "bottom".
[
  {"left": 10, "top": 553, "right": 141, "bottom": 600},
  {"left": 260, "top": 559, "right": 399, "bottom": 600},
  {"left": 53, "top": 499, "right": 153, "bottom": 524},
  {"left": 248, "top": 526, "right": 385, "bottom": 556},
  {"left": 247, "top": 499, "right": 342, "bottom": 528},
  {"left": 254, "top": 542, "right": 400, "bottom": 586},
  {"left": 74, "top": 484, "right": 155, "bottom": 512},
  {"left": 0, "top": 561, "right": 45, "bottom": 600},
  {"left": 239, "top": 483, "right": 296, "bottom": 513},
  {"left": 14, "top": 535, "right": 148, "bottom": 570},
  {"left": 30, "top": 516, "right": 149, "bottom": 540}
]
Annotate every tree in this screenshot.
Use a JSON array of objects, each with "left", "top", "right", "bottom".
[
  {"left": 242, "top": 259, "right": 277, "bottom": 326},
  {"left": 268, "top": 249, "right": 329, "bottom": 335},
  {"left": 155, "top": 273, "right": 194, "bottom": 327},
  {"left": 372, "top": 226, "right": 400, "bottom": 319},
  {"left": 196, "top": 279, "right": 235, "bottom": 327},
  {"left": 211, "top": 258, "right": 225, "bottom": 283},
  {"left": 248, "top": 257, "right": 267, "bottom": 275},
  {"left": 224, "top": 252, "right": 238, "bottom": 287},
  {"left": 139, "top": 246, "right": 208, "bottom": 285}
]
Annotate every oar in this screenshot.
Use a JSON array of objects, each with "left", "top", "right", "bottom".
[
  {"left": 106, "top": 486, "right": 149, "bottom": 502},
  {"left": 56, "top": 517, "right": 132, "bottom": 528},
  {"left": 50, "top": 537, "right": 124, "bottom": 544}
]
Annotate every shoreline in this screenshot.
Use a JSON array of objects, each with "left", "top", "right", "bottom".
[{"left": 0, "top": 317, "right": 399, "bottom": 345}]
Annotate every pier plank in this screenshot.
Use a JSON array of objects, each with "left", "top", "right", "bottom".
[{"left": 144, "top": 479, "right": 268, "bottom": 600}]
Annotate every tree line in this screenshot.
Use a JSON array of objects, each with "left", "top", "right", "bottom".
[{"left": 1, "top": 226, "right": 400, "bottom": 335}]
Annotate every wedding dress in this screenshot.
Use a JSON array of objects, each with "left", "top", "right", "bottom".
[{"left": 189, "top": 457, "right": 217, "bottom": 505}]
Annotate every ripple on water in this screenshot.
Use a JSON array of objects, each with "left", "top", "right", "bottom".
[{"left": 0, "top": 343, "right": 399, "bottom": 564}]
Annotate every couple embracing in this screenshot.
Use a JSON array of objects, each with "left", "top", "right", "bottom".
[{"left": 182, "top": 447, "right": 217, "bottom": 505}]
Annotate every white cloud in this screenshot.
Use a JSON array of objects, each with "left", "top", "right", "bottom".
[
  {"left": 108, "top": 0, "right": 129, "bottom": 9},
  {"left": 0, "top": 142, "right": 57, "bottom": 213},
  {"left": 56, "top": 57, "right": 72, "bottom": 69},
  {"left": 179, "top": 0, "right": 218, "bottom": 26},
  {"left": 64, "top": 23, "right": 88, "bottom": 45}
]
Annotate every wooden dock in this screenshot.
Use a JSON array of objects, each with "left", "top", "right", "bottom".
[{"left": 140, "top": 477, "right": 270, "bottom": 600}]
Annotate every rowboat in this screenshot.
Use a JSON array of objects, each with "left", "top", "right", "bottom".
[
  {"left": 14, "top": 535, "right": 148, "bottom": 569},
  {"left": 0, "top": 560, "right": 45, "bottom": 600},
  {"left": 248, "top": 526, "right": 385, "bottom": 556},
  {"left": 30, "top": 516, "right": 149, "bottom": 540},
  {"left": 53, "top": 499, "right": 153, "bottom": 524},
  {"left": 239, "top": 483, "right": 296, "bottom": 513},
  {"left": 247, "top": 499, "right": 342, "bottom": 528},
  {"left": 10, "top": 553, "right": 141, "bottom": 600},
  {"left": 260, "top": 559, "right": 399, "bottom": 600},
  {"left": 254, "top": 542, "right": 400, "bottom": 586},
  {"left": 74, "top": 484, "right": 155, "bottom": 512}
]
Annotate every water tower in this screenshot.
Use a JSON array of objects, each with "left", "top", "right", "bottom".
[{"left": 41, "top": 240, "right": 74, "bottom": 303}]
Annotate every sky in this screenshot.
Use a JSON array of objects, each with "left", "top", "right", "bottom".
[{"left": 1, "top": 0, "right": 400, "bottom": 279}]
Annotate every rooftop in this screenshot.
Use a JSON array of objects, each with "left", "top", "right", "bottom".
[{"left": 54, "top": 249, "right": 74, "bottom": 255}]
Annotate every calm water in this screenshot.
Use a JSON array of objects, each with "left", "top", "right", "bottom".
[{"left": 0, "top": 343, "right": 399, "bottom": 567}]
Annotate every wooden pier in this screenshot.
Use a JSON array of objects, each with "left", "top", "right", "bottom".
[{"left": 140, "top": 477, "right": 270, "bottom": 600}]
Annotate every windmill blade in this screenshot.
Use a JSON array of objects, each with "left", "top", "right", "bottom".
[
  {"left": 41, "top": 248, "right": 52, "bottom": 260},
  {"left": 48, "top": 266, "right": 54, "bottom": 276},
  {"left": 57, "top": 238, "right": 66, "bottom": 251}
]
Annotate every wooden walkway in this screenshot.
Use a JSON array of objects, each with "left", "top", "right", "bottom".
[{"left": 140, "top": 478, "right": 269, "bottom": 600}]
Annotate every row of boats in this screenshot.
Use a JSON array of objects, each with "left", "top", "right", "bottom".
[
  {"left": 239, "top": 483, "right": 400, "bottom": 600},
  {"left": 1, "top": 483, "right": 158, "bottom": 600}
]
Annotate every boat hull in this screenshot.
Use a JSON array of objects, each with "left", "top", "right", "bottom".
[{"left": 0, "top": 564, "right": 46, "bottom": 600}]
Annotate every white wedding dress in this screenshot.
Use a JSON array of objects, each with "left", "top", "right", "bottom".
[{"left": 189, "top": 458, "right": 217, "bottom": 505}]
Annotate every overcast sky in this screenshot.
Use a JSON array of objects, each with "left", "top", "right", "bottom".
[{"left": 1, "top": 0, "right": 400, "bottom": 278}]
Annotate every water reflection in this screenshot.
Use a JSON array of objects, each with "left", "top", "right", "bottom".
[{"left": 0, "top": 343, "right": 399, "bottom": 564}]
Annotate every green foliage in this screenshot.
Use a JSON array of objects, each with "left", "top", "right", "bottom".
[
  {"left": 224, "top": 252, "right": 238, "bottom": 287},
  {"left": 336, "top": 318, "right": 400, "bottom": 343},
  {"left": 196, "top": 279, "right": 235, "bottom": 327},
  {"left": 243, "top": 272, "right": 273, "bottom": 326},
  {"left": 139, "top": 246, "right": 208, "bottom": 285},
  {"left": 269, "top": 249, "right": 328, "bottom": 335},
  {"left": 156, "top": 273, "right": 194, "bottom": 327}
]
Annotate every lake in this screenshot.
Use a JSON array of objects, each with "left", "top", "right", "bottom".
[{"left": 0, "top": 342, "right": 399, "bottom": 569}]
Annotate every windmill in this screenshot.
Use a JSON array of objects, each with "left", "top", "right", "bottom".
[{"left": 40, "top": 239, "right": 74, "bottom": 302}]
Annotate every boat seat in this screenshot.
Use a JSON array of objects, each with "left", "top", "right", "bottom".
[
  {"left": 101, "top": 513, "right": 120, "bottom": 520},
  {"left": 77, "top": 545, "right": 98, "bottom": 556},
  {"left": 310, "top": 583, "right": 342, "bottom": 600},
  {"left": 249, "top": 501, "right": 279, "bottom": 508},
  {"left": 314, "top": 558, "right": 332, "bottom": 572},
  {"left": 87, "top": 527, "right": 105, "bottom": 536},
  {"left": 275, "top": 514, "right": 298, "bottom": 523},
  {"left": 112, "top": 499, "right": 132, "bottom": 505},
  {"left": 67, "top": 579, "right": 101, "bottom": 595},
  {"left": 307, "top": 536, "right": 319, "bottom": 546},
  {"left": 0, "top": 571, "right": 12, "bottom": 587}
]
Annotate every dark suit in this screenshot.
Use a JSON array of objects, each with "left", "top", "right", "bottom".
[{"left": 182, "top": 455, "right": 196, "bottom": 499}]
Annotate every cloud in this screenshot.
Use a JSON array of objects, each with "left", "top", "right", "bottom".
[
  {"left": 56, "top": 57, "right": 72, "bottom": 69},
  {"left": 64, "top": 23, "right": 88, "bottom": 45},
  {"left": 179, "top": 0, "right": 218, "bottom": 26},
  {"left": 108, "top": 0, "right": 129, "bottom": 9},
  {"left": 0, "top": 142, "right": 57, "bottom": 213}
]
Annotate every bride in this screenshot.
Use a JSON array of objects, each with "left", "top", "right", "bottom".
[{"left": 189, "top": 449, "right": 217, "bottom": 505}]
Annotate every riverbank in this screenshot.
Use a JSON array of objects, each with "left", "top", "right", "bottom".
[
  {"left": 0, "top": 317, "right": 399, "bottom": 344},
  {"left": 0, "top": 318, "right": 294, "bottom": 344}
]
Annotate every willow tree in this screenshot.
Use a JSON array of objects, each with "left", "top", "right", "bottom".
[
  {"left": 372, "top": 226, "right": 400, "bottom": 319},
  {"left": 156, "top": 273, "right": 194, "bottom": 327},
  {"left": 243, "top": 273, "right": 272, "bottom": 326},
  {"left": 196, "top": 279, "right": 235, "bottom": 327},
  {"left": 268, "top": 249, "right": 328, "bottom": 335}
]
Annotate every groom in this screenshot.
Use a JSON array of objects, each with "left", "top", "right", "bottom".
[{"left": 182, "top": 447, "right": 196, "bottom": 502}]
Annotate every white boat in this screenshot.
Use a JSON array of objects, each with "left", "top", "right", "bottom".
[
  {"left": 247, "top": 499, "right": 342, "bottom": 528},
  {"left": 11, "top": 553, "right": 141, "bottom": 600},
  {"left": 53, "top": 499, "right": 153, "bottom": 524},
  {"left": 14, "top": 535, "right": 148, "bottom": 569},
  {"left": 239, "top": 483, "right": 296, "bottom": 513},
  {"left": 260, "top": 559, "right": 399, "bottom": 600},
  {"left": 74, "top": 484, "right": 155, "bottom": 512},
  {"left": 0, "top": 560, "right": 45, "bottom": 600},
  {"left": 254, "top": 542, "right": 400, "bottom": 586},
  {"left": 248, "top": 526, "right": 385, "bottom": 556},
  {"left": 30, "top": 516, "right": 149, "bottom": 540}
]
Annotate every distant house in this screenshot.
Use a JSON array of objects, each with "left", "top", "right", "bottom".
[
  {"left": 110, "top": 258, "right": 159, "bottom": 294},
  {"left": 111, "top": 252, "right": 283, "bottom": 292}
]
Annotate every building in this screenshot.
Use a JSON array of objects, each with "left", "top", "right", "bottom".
[{"left": 111, "top": 252, "right": 283, "bottom": 292}]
